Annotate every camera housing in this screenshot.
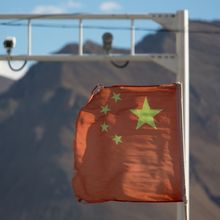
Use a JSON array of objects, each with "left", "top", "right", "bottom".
[
  {"left": 3, "top": 37, "right": 16, "bottom": 54},
  {"left": 102, "top": 32, "right": 113, "bottom": 54}
]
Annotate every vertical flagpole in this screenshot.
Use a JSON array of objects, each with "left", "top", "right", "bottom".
[{"left": 176, "top": 10, "right": 190, "bottom": 220}]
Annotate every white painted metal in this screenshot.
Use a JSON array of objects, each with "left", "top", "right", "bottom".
[
  {"left": 176, "top": 10, "right": 190, "bottom": 220},
  {"left": 0, "top": 53, "right": 178, "bottom": 73},
  {"left": 151, "top": 15, "right": 177, "bottom": 31},
  {"left": 130, "top": 19, "right": 135, "bottom": 55},
  {"left": 79, "top": 19, "right": 83, "bottom": 55},
  {"left": 27, "top": 19, "right": 32, "bottom": 55},
  {"left": 151, "top": 55, "right": 177, "bottom": 74},
  {"left": 0, "top": 53, "right": 177, "bottom": 62},
  {"left": 0, "top": 13, "right": 176, "bottom": 20}
]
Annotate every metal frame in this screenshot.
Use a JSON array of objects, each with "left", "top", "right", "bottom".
[
  {"left": 0, "top": 10, "right": 189, "bottom": 220},
  {"left": 0, "top": 13, "right": 178, "bottom": 74}
]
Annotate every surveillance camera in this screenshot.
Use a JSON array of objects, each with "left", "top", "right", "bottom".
[
  {"left": 102, "top": 32, "right": 113, "bottom": 54},
  {"left": 3, "top": 37, "right": 16, "bottom": 54}
]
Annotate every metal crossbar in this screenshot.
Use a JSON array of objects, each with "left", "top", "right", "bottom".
[{"left": 0, "top": 13, "right": 176, "bottom": 20}]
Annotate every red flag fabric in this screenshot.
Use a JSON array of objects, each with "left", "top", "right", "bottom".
[{"left": 73, "top": 83, "right": 184, "bottom": 203}]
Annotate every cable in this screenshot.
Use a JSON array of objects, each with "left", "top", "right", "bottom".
[
  {"left": 7, "top": 60, "right": 27, "bottom": 72},
  {"left": 1, "top": 21, "right": 220, "bottom": 34},
  {"left": 0, "top": 21, "right": 157, "bottom": 31},
  {"left": 111, "top": 61, "right": 129, "bottom": 68}
]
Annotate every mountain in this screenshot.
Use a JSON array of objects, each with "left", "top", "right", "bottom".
[
  {"left": 0, "top": 20, "right": 220, "bottom": 220},
  {"left": 0, "top": 76, "right": 14, "bottom": 94}
]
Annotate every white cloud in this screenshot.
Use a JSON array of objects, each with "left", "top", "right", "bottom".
[
  {"left": 100, "top": 1, "right": 122, "bottom": 12},
  {"left": 32, "top": 5, "right": 65, "bottom": 14},
  {"left": 32, "top": 1, "right": 83, "bottom": 14},
  {"left": 66, "top": 1, "right": 82, "bottom": 8},
  {"left": 0, "top": 61, "right": 28, "bottom": 80}
]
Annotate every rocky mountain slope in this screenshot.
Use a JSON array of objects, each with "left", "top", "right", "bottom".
[
  {"left": 0, "top": 20, "right": 220, "bottom": 220},
  {"left": 0, "top": 76, "right": 14, "bottom": 94}
]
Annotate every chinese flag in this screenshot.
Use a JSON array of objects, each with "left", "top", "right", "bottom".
[{"left": 73, "top": 83, "right": 184, "bottom": 203}]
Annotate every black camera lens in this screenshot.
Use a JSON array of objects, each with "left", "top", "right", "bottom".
[{"left": 3, "top": 40, "right": 13, "bottom": 49}]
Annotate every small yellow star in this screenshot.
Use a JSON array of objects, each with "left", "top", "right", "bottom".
[
  {"left": 112, "top": 92, "right": 121, "bottom": 103},
  {"left": 101, "top": 105, "right": 110, "bottom": 115},
  {"left": 100, "top": 122, "right": 109, "bottom": 132},
  {"left": 112, "top": 135, "right": 122, "bottom": 144}
]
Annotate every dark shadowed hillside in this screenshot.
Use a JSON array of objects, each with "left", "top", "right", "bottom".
[
  {"left": 0, "top": 20, "right": 220, "bottom": 220},
  {"left": 0, "top": 76, "right": 14, "bottom": 94}
]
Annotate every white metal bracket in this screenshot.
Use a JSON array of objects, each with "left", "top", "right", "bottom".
[
  {"left": 151, "top": 13, "right": 177, "bottom": 31},
  {"left": 150, "top": 55, "right": 178, "bottom": 74}
]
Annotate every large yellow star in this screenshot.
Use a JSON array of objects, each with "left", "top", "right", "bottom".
[{"left": 130, "top": 98, "right": 162, "bottom": 129}]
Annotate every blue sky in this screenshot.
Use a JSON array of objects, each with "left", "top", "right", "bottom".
[
  {"left": 0, "top": 0, "right": 219, "bottom": 20},
  {"left": 0, "top": 0, "right": 219, "bottom": 79}
]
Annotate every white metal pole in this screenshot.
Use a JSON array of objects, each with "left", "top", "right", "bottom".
[
  {"left": 176, "top": 10, "right": 190, "bottom": 220},
  {"left": 27, "top": 19, "right": 32, "bottom": 55},
  {"left": 79, "top": 19, "right": 83, "bottom": 55},
  {"left": 130, "top": 19, "right": 135, "bottom": 55}
]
